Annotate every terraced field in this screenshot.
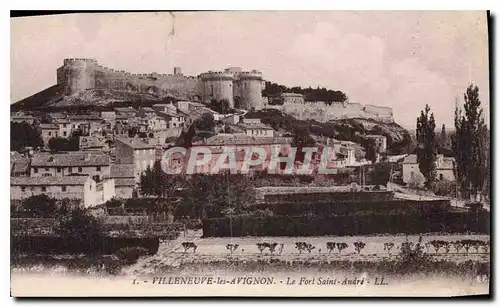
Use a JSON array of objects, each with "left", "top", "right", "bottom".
[{"left": 125, "top": 231, "right": 490, "bottom": 276}]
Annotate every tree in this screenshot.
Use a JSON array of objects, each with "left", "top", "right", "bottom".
[
  {"left": 128, "top": 127, "right": 139, "bottom": 138},
  {"left": 54, "top": 206, "right": 104, "bottom": 254},
  {"left": 408, "top": 172, "right": 425, "bottom": 189},
  {"left": 440, "top": 124, "right": 447, "bottom": 149},
  {"left": 365, "top": 139, "right": 378, "bottom": 164},
  {"left": 138, "top": 161, "right": 177, "bottom": 199},
  {"left": 416, "top": 104, "right": 437, "bottom": 189},
  {"left": 180, "top": 173, "right": 255, "bottom": 219},
  {"left": 208, "top": 99, "right": 232, "bottom": 114},
  {"left": 195, "top": 113, "right": 215, "bottom": 132},
  {"left": 453, "top": 84, "right": 488, "bottom": 200},
  {"left": 10, "top": 122, "right": 43, "bottom": 151},
  {"left": 292, "top": 125, "right": 316, "bottom": 163},
  {"left": 22, "top": 194, "right": 57, "bottom": 217}
]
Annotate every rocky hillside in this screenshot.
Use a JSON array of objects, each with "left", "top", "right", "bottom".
[
  {"left": 245, "top": 109, "right": 414, "bottom": 155},
  {"left": 11, "top": 88, "right": 179, "bottom": 112}
]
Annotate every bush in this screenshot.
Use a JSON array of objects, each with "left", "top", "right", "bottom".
[
  {"left": 22, "top": 195, "right": 57, "bottom": 218},
  {"left": 115, "top": 246, "right": 149, "bottom": 265},
  {"left": 54, "top": 206, "right": 105, "bottom": 254},
  {"left": 433, "top": 180, "right": 457, "bottom": 197}
]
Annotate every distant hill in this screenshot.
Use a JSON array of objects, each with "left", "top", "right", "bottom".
[
  {"left": 11, "top": 88, "right": 180, "bottom": 112},
  {"left": 245, "top": 109, "right": 414, "bottom": 155}
]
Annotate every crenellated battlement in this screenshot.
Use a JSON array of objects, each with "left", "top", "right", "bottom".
[
  {"left": 199, "top": 71, "right": 235, "bottom": 81},
  {"left": 63, "top": 58, "right": 98, "bottom": 65}
]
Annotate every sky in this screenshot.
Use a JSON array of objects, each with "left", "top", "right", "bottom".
[{"left": 11, "top": 11, "right": 490, "bottom": 128}]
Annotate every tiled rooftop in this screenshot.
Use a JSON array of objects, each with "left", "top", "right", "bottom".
[
  {"left": 115, "top": 137, "right": 156, "bottom": 149},
  {"left": 192, "top": 133, "right": 292, "bottom": 146},
  {"left": 31, "top": 152, "right": 110, "bottom": 167},
  {"left": 110, "top": 164, "right": 135, "bottom": 178},
  {"left": 11, "top": 176, "right": 90, "bottom": 186}
]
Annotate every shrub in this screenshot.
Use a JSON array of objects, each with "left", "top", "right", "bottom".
[
  {"left": 115, "top": 247, "right": 149, "bottom": 265},
  {"left": 22, "top": 195, "right": 57, "bottom": 218}
]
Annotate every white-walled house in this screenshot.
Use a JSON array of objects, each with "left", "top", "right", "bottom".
[
  {"left": 402, "top": 154, "right": 455, "bottom": 184},
  {"left": 11, "top": 176, "right": 97, "bottom": 207}
]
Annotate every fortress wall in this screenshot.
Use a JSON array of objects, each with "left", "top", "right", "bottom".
[
  {"left": 273, "top": 101, "right": 394, "bottom": 123},
  {"left": 364, "top": 104, "right": 393, "bottom": 116},
  {"left": 92, "top": 65, "right": 203, "bottom": 99},
  {"left": 57, "top": 59, "right": 261, "bottom": 108}
]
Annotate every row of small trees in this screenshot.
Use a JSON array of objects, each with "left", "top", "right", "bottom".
[{"left": 425, "top": 239, "right": 489, "bottom": 254}]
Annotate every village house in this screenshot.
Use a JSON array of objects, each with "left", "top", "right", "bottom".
[
  {"left": 53, "top": 118, "right": 72, "bottom": 138},
  {"left": 189, "top": 133, "right": 293, "bottom": 174},
  {"left": 114, "top": 137, "right": 156, "bottom": 181},
  {"left": 79, "top": 135, "right": 110, "bottom": 152},
  {"left": 30, "top": 152, "right": 111, "bottom": 182},
  {"left": 365, "top": 134, "right": 387, "bottom": 153},
  {"left": 238, "top": 119, "right": 275, "bottom": 138},
  {"left": 114, "top": 107, "right": 138, "bottom": 117},
  {"left": 11, "top": 114, "right": 36, "bottom": 125},
  {"left": 151, "top": 103, "right": 177, "bottom": 113},
  {"left": 402, "top": 154, "right": 456, "bottom": 184},
  {"left": 39, "top": 123, "right": 59, "bottom": 145},
  {"left": 67, "top": 114, "right": 105, "bottom": 136},
  {"left": 10, "top": 152, "right": 30, "bottom": 177},
  {"left": 10, "top": 176, "right": 103, "bottom": 208},
  {"left": 221, "top": 113, "right": 241, "bottom": 125},
  {"left": 137, "top": 107, "right": 156, "bottom": 118},
  {"left": 109, "top": 164, "right": 136, "bottom": 199},
  {"left": 156, "top": 109, "right": 187, "bottom": 129}
]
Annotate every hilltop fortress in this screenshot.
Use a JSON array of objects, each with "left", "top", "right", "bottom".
[
  {"left": 17, "top": 58, "right": 393, "bottom": 123},
  {"left": 56, "top": 58, "right": 266, "bottom": 110}
]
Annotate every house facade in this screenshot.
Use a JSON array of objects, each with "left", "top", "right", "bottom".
[
  {"left": 402, "top": 154, "right": 455, "bottom": 184},
  {"left": 115, "top": 138, "right": 156, "bottom": 181},
  {"left": 11, "top": 176, "right": 99, "bottom": 207}
]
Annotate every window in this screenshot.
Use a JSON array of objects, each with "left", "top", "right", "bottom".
[
  {"left": 61, "top": 186, "right": 67, "bottom": 192},
  {"left": 57, "top": 167, "right": 61, "bottom": 173},
  {"left": 78, "top": 167, "right": 83, "bottom": 172},
  {"left": 439, "top": 174, "right": 444, "bottom": 180},
  {"left": 96, "top": 166, "right": 101, "bottom": 171},
  {"left": 63, "top": 124, "right": 67, "bottom": 128},
  {"left": 63, "top": 131, "right": 67, "bottom": 136},
  {"left": 21, "top": 187, "right": 26, "bottom": 192},
  {"left": 41, "top": 187, "right": 46, "bottom": 192},
  {"left": 43, "top": 173, "right": 52, "bottom": 177},
  {"left": 69, "top": 167, "right": 73, "bottom": 172},
  {"left": 34, "top": 167, "right": 38, "bottom": 173},
  {"left": 48, "top": 131, "right": 52, "bottom": 136},
  {"left": 45, "top": 168, "right": 49, "bottom": 171},
  {"left": 210, "top": 85, "right": 214, "bottom": 95}
]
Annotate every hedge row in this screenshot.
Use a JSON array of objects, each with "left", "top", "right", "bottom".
[{"left": 202, "top": 212, "right": 490, "bottom": 237}]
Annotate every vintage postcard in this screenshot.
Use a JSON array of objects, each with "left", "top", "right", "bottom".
[{"left": 10, "top": 11, "right": 490, "bottom": 297}]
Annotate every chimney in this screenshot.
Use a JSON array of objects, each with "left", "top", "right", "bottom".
[{"left": 174, "top": 67, "right": 182, "bottom": 75}]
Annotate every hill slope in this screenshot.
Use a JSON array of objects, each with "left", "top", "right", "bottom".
[
  {"left": 11, "top": 88, "right": 179, "bottom": 112},
  {"left": 245, "top": 109, "right": 413, "bottom": 155}
]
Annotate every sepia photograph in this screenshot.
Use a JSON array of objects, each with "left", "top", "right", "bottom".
[{"left": 9, "top": 10, "right": 491, "bottom": 297}]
